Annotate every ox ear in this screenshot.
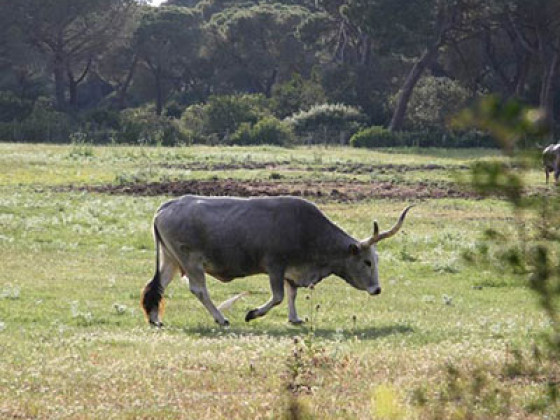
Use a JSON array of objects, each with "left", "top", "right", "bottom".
[
  {"left": 349, "top": 243, "right": 360, "bottom": 256},
  {"left": 373, "top": 220, "right": 379, "bottom": 239}
]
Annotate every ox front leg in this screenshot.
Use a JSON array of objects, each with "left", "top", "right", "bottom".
[
  {"left": 188, "top": 267, "right": 229, "bottom": 327},
  {"left": 245, "top": 268, "right": 285, "bottom": 322},
  {"left": 286, "top": 280, "right": 304, "bottom": 325}
]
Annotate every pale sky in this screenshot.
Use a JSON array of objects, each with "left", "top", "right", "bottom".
[{"left": 149, "top": 0, "right": 166, "bottom": 6}]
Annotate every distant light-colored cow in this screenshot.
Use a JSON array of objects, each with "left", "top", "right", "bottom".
[
  {"left": 543, "top": 144, "right": 560, "bottom": 184},
  {"left": 141, "top": 195, "right": 413, "bottom": 326}
]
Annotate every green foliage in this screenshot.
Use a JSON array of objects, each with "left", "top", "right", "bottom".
[
  {"left": 286, "top": 103, "right": 367, "bottom": 144},
  {"left": 271, "top": 73, "right": 326, "bottom": 119},
  {"left": 401, "top": 76, "right": 472, "bottom": 130},
  {"left": 205, "top": 3, "right": 311, "bottom": 96},
  {"left": 453, "top": 95, "right": 547, "bottom": 154},
  {"left": 0, "top": 91, "right": 33, "bottom": 122},
  {"left": 350, "top": 126, "right": 496, "bottom": 148},
  {"left": 205, "top": 94, "right": 270, "bottom": 137},
  {"left": 83, "top": 108, "right": 121, "bottom": 130},
  {"left": 458, "top": 95, "right": 560, "bottom": 408},
  {"left": 350, "top": 126, "right": 401, "bottom": 148},
  {"left": 180, "top": 94, "right": 272, "bottom": 144},
  {"left": 0, "top": 97, "right": 73, "bottom": 142},
  {"left": 115, "top": 108, "right": 187, "bottom": 146},
  {"left": 133, "top": 6, "right": 203, "bottom": 115},
  {"left": 230, "top": 116, "right": 294, "bottom": 146}
]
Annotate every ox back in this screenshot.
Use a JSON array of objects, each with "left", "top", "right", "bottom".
[{"left": 155, "top": 195, "right": 352, "bottom": 280}]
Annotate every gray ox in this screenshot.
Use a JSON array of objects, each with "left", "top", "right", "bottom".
[
  {"left": 141, "top": 195, "right": 413, "bottom": 326},
  {"left": 543, "top": 143, "right": 560, "bottom": 184}
]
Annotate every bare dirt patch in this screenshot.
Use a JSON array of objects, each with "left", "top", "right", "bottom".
[{"left": 72, "top": 179, "right": 477, "bottom": 201}]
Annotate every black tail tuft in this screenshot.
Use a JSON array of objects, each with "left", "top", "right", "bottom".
[{"left": 141, "top": 272, "right": 163, "bottom": 321}]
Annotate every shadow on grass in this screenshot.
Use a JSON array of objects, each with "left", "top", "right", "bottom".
[{"left": 177, "top": 323, "right": 414, "bottom": 341}]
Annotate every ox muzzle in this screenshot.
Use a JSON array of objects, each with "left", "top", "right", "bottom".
[{"left": 367, "top": 286, "right": 381, "bottom": 295}]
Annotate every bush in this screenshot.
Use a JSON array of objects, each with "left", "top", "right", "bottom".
[
  {"left": 230, "top": 116, "right": 294, "bottom": 146},
  {"left": 0, "top": 92, "right": 33, "bottom": 122},
  {"left": 84, "top": 108, "right": 121, "bottom": 130},
  {"left": 0, "top": 98, "right": 74, "bottom": 143},
  {"left": 350, "top": 126, "right": 402, "bottom": 147},
  {"left": 114, "top": 108, "right": 187, "bottom": 146},
  {"left": 204, "top": 94, "right": 270, "bottom": 139},
  {"left": 179, "top": 94, "right": 272, "bottom": 144},
  {"left": 350, "top": 126, "right": 497, "bottom": 148},
  {"left": 286, "top": 103, "right": 367, "bottom": 144},
  {"left": 392, "top": 76, "right": 472, "bottom": 131},
  {"left": 270, "top": 73, "right": 326, "bottom": 118}
]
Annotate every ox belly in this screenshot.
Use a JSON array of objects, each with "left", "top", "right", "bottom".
[{"left": 285, "top": 264, "right": 330, "bottom": 288}]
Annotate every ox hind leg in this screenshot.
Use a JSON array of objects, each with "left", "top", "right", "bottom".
[
  {"left": 142, "top": 247, "right": 179, "bottom": 327},
  {"left": 245, "top": 267, "right": 285, "bottom": 322},
  {"left": 286, "top": 280, "right": 304, "bottom": 325}
]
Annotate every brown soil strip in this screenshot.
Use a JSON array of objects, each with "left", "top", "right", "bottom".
[{"left": 68, "top": 179, "right": 477, "bottom": 202}]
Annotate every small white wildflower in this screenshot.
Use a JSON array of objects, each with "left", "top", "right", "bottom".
[
  {"left": 70, "top": 301, "right": 80, "bottom": 318},
  {"left": 422, "top": 295, "right": 435, "bottom": 304},
  {"left": 0, "top": 321, "right": 5, "bottom": 332},
  {"left": 113, "top": 303, "right": 127, "bottom": 315}
]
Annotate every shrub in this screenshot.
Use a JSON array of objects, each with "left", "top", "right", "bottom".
[
  {"left": 0, "top": 98, "right": 74, "bottom": 143},
  {"left": 391, "top": 76, "right": 472, "bottom": 131},
  {"left": 114, "top": 108, "right": 187, "bottom": 146},
  {"left": 350, "top": 126, "right": 402, "bottom": 148},
  {"left": 270, "top": 73, "right": 326, "bottom": 118},
  {"left": 230, "top": 117, "right": 294, "bottom": 146},
  {"left": 286, "top": 103, "right": 367, "bottom": 144},
  {"left": 179, "top": 94, "right": 272, "bottom": 144},
  {"left": 350, "top": 126, "right": 497, "bottom": 148},
  {"left": 0, "top": 92, "right": 33, "bottom": 122},
  {"left": 84, "top": 108, "right": 121, "bottom": 130},
  {"left": 204, "top": 94, "right": 270, "bottom": 139}
]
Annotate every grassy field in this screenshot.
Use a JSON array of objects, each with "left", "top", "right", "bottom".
[{"left": 0, "top": 143, "right": 556, "bottom": 419}]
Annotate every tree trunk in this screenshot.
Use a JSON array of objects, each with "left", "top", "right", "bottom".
[
  {"left": 264, "top": 69, "right": 278, "bottom": 98},
  {"left": 68, "top": 76, "right": 78, "bottom": 110},
  {"left": 54, "top": 54, "right": 66, "bottom": 111},
  {"left": 117, "top": 54, "right": 138, "bottom": 110},
  {"left": 389, "top": 45, "right": 440, "bottom": 132},
  {"left": 540, "top": 38, "right": 560, "bottom": 139},
  {"left": 514, "top": 53, "right": 530, "bottom": 98},
  {"left": 155, "top": 68, "right": 163, "bottom": 116}
]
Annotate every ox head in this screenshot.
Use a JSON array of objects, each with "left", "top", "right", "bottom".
[{"left": 342, "top": 205, "right": 414, "bottom": 295}]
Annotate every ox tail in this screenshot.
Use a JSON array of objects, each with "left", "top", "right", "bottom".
[{"left": 141, "top": 220, "right": 165, "bottom": 325}]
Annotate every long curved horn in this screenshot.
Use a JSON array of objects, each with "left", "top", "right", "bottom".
[{"left": 363, "top": 205, "right": 415, "bottom": 246}]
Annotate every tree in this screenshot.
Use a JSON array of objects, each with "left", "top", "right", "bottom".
[
  {"left": 12, "top": 0, "right": 135, "bottom": 111},
  {"left": 205, "top": 3, "right": 312, "bottom": 97},
  {"left": 133, "top": 6, "right": 203, "bottom": 115},
  {"left": 343, "top": 0, "right": 480, "bottom": 131},
  {"left": 503, "top": 0, "right": 560, "bottom": 137}
]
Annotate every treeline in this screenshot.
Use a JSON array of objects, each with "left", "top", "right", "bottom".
[{"left": 0, "top": 0, "right": 558, "bottom": 147}]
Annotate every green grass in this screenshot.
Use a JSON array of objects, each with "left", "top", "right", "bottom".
[{"left": 0, "top": 143, "right": 556, "bottom": 419}]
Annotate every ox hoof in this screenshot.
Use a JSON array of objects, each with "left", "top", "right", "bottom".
[
  {"left": 245, "top": 309, "right": 258, "bottom": 322},
  {"left": 289, "top": 318, "right": 305, "bottom": 326},
  {"left": 216, "top": 318, "right": 230, "bottom": 327}
]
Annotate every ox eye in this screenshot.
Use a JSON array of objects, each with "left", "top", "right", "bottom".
[{"left": 364, "top": 260, "right": 372, "bottom": 267}]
